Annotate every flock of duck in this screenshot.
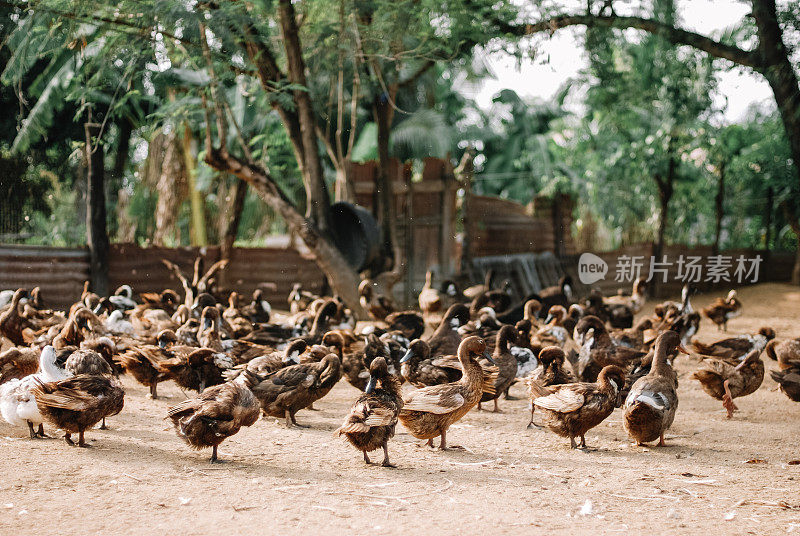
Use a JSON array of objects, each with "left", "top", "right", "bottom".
[{"left": 0, "top": 263, "right": 798, "bottom": 466}]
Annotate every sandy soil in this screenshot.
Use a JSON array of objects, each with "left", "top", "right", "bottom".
[{"left": 1, "top": 283, "right": 799, "bottom": 535}]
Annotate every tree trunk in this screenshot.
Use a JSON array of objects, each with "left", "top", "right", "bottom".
[
  {"left": 652, "top": 151, "right": 676, "bottom": 297},
  {"left": 751, "top": 0, "right": 800, "bottom": 283},
  {"left": 221, "top": 178, "right": 248, "bottom": 260},
  {"left": 712, "top": 160, "right": 725, "bottom": 256},
  {"left": 85, "top": 122, "right": 109, "bottom": 296},
  {"left": 334, "top": 160, "right": 355, "bottom": 202},
  {"left": 277, "top": 0, "right": 331, "bottom": 234},
  {"left": 373, "top": 93, "right": 399, "bottom": 273}
]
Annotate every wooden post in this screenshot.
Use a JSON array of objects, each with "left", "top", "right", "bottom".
[
  {"left": 456, "top": 150, "right": 474, "bottom": 277},
  {"left": 764, "top": 186, "right": 773, "bottom": 251},
  {"left": 439, "top": 159, "right": 455, "bottom": 278},
  {"left": 403, "top": 168, "right": 415, "bottom": 308},
  {"left": 183, "top": 123, "right": 207, "bottom": 246},
  {"left": 85, "top": 122, "right": 109, "bottom": 296}
]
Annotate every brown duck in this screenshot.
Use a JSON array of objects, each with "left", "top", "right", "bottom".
[
  {"left": 477, "top": 325, "right": 518, "bottom": 413},
  {"left": 531, "top": 365, "right": 626, "bottom": 449},
  {"left": 398, "top": 336, "right": 492, "bottom": 450},
  {"left": 0, "top": 289, "right": 31, "bottom": 346},
  {"left": 623, "top": 331, "right": 686, "bottom": 446},
  {"left": 525, "top": 346, "right": 575, "bottom": 428},
  {"left": 0, "top": 346, "right": 39, "bottom": 385},
  {"left": 691, "top": 326, "right": 775, "bottom": 361},
  {"left": 766, "top": 338, "right": 800, "bottom": 402},
  {"left": 32, "top": 373, "right": 124, "bottom": 447},
  {"left": 114, "top": 330, "right": 177, "bottom": 398},
  {"left": 424, "top": 303, "right": 469, "bottom": 357},
  {"left": 702, "top": 290, "right": 742, "bottom": 331},
  {"left": 251, "top": 353, "right": 341, "bottom": 427},
  {"left": 167, "top": 371, "right": 260, "bottom": 462},
  {"left": 573, "top": 316, "right": 645, "bottom": 382},
  {"left": 691, "top": 348, "right": 764, "bottom": 418},
  {"left": 337, "top": 357, "right": 403, "bottom": 467}
]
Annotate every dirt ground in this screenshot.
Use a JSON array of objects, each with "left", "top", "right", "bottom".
[{"left": 1, "top": 283, "right": 799, "bottom": 535}]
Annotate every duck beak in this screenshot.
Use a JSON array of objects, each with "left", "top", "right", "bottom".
[
  {"left": 544, "top": 314, "right": 554, "bottom": 325},
  {"left": 158, "top": 339, "right": 168, "bottom": 349},
  {"left": 482, "top": 350, "right": 496, "bottom": 365},
  {"left": 677, "top": 344, "right": 690, "bottom": 355},
  {"left": 400, "top": 349, "right": 413, "bottom": 364},
  {"left": 365, "top": 375, "right": 377, "bottom": 394}
]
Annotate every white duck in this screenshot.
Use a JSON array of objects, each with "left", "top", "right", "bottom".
[
  {"left": 0, "top": 346, "right": 71, "bottom": 438},
  {"left": 105, "top": 309, "right": 134, "bottom": 335}
]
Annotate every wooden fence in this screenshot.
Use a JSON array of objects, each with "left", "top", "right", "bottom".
[
  {"left": 0, "top": 245, "right": 89, "bottom": 310},
  {"left": 0, "top": 243, "right": 324, "bottom": 310}
]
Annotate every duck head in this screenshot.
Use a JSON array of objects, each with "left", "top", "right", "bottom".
[
  {"left": 283, "top": 339, "right": 308, "bottom": 364},
  {"left": 365, "top": 356, "right": 390, "bottom": 394},
  {"left": 443, "top": 303, "right": 470, "bottom": 330},
  {"left": 545, "top": 305, "right": 567, "bottom": 326},
  {"left": 157, "top": 329, "right": 178, "bottom": 349},
  {"left": 400, "top": 339, "right": 431, "bottom": 365}
]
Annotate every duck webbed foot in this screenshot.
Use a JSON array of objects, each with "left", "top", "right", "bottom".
[
  {"left": 658, "top": 433, "right": 666, "bottom": 447},
  {"left": 491, "top": 399, "right": 504, "bottom": 413},
  {"left": 64, "top": 433, "right": 75, "bottom": 446},
  {"left": 363, "top": 451, "right": 372, "bottom": 465},
  {"left": 210, "top": 445, "right": 227, "bottom": 463}
]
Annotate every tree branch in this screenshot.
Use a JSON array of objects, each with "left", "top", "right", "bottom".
[{"left": 502, "top": 13, "right": 762, "bottom": 69}]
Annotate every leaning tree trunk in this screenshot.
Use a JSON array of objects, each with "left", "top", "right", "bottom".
[
  {"left": 85, "top": 122, "right": 109, "bottom": 296},
  {"left": 712, "top": 160, "right": 725, "bottom": 256},
  {"left": 205, "top": 150, "right": 367, "bottom": 317}
]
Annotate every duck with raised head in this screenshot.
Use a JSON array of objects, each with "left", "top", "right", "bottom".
[
  {"left": 337, "top": 357, "right": 404, "bottom": 467},
  {"left": 605, "top": 277, "right": 647, "bottom": 314},
  {"left": 573, "top": 316, "right": 646, "bottom": 382},
  {"left": 702, "top": 290, "right": 742, "bottom": 331},
  {"left": 525, "top": 346, "right": 575, "bottom": 427},
  {"left": 538, "top": 276, "right": 574, "bottom": 317},
  {"left": 477, "top": 326, "right": 518, "bottom": 413},
  {"left": 32, "top": 373, "right": 124, "bottom": 447},
  {"left": 251, "top": 353, "right": 341, "bottom": 427},
  {"left": 398, "top": 336, "right": 492, "bottom": 450},
  {"left": 531, "top": 305, "right": 573, "bottom": 354},
  {"left": 242, "top": 289, "right": 272, "bottom": 324},
  {"left": 419, "top": 270, "right": 443, "bottom": 318},
  {"left": 358, "top": 279, "right": 396, "bottom": 322},
  {"left": 612, "top": 318, "right": 654, "bottom": 351},
  {"left": 425, "top": 304, "right": 470, "bottom": 358},
  {"left": 691, "top": 348, "right": 764, "bottom": 418},
  {"left": 623, "top": 331, "right": 686, "bottom": 446},
  {"left": 0, "top": 289, "right": 31, "bottom": 346},
  {"left": 0, "top": 346, "right": 69, "bottom": 439},
  {"left": 157, "top": 346, "right": 230, "bottom": 394},
  {"left": 167, "top": 370, "right": 260, "bottom": 463},
  {"left": 766, "top": 337, "right": 800, "bottom": 402},
  {"left": 223, "top": 292, "right": 254, "bottom": 338},
  {"left": 531, "top": 365, "right": 626, "bottom": 449},
  {"left": 692, "top": 327, "right": 775, "bottom": 361}
]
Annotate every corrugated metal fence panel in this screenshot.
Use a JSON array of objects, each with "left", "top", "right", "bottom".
[
  {"left": 109, "top": 244, "right": 325, "bottom": 307},
  {"left": 0, "top": 245, "right": 89, "bottom": 310}
]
